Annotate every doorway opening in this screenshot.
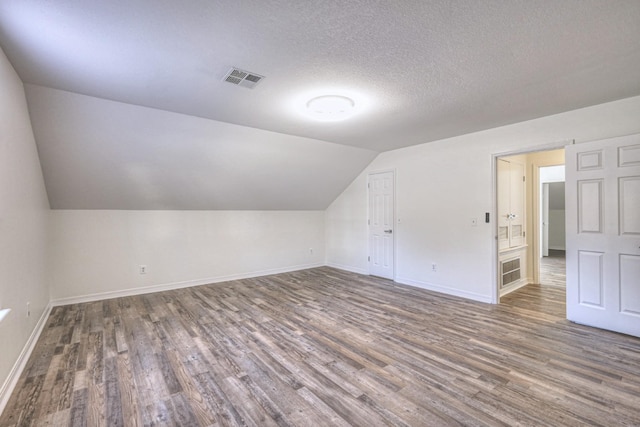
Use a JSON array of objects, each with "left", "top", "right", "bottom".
[
  {"left": 495, "top": 147, "right": 566, "bottom": 312},
  {"left": 539, "top": 167, "right": 566, "bottom": 288}
]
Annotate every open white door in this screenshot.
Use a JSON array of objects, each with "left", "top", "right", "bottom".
[
  {"left": 566, "top": 134, "right": 640, "bottom": 337},
  {"left": 368, "top": 171, "right": 394, "bottom": 279}
]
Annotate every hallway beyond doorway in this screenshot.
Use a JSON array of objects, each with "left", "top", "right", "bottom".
[{"left": 540, "top": 249, "right": 565, "bottom": 287}]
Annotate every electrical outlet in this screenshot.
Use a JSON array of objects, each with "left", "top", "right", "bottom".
[
  {"left": 26, "top": 302, "right": 30, "bottom": 318},
  {"left": 432, "top": 263, "right": 437, "bottom": 272},
  {"left": 139, "top": 265, "right": 147, "bottom": 274}
]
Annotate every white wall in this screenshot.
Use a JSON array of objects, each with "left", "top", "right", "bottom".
[
  {"left": 325, "top": 172, "right": 369, "bottom": 274},
  {"left": 26, "top": 85, "right": 377, "bottom": 210},
  {"left": 548, "top": 210, "right": 566, "bottom": 250},
  {"left": 0, "top": 48, "right": 50, "bottom": 403},
  {"left": 50, "top": 210, "right": 325, "bottom": 302},
  {"left": 539, "top": 164, "right": 566, "bottom": 254},
  {"left": 540, "top": 165, "right": 565, "bottom": 183},
  {"left": 326, "top": 96, "right": 640, "bottom": 303},
  {"left": 548, "top": 182, "right": 566, "bottom": 251}
]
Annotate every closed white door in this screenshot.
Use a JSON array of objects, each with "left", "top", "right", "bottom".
[
  {"left": 369, "top": 171, "right": 394, "bottom": 279},
  {"left": 566, "top": 134, "right": 640, "bottom": 337}
]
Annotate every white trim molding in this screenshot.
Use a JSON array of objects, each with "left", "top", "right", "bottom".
[
  {"left": 0, "top": 303, "right": 52, "bottom": 416},
  {"left": 52, "top": 262, "right": 324, "bottom": 306},
  {"left": 395, "top": 276, "right": 493, "bottom": 304},
  {"left": 325, "top": 262, "right": 369, "bottom": 276}
]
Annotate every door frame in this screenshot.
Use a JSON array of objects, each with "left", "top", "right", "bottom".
[
  {"left": 491, "top": 141, "right": 571, "bottom": 304},
  {"left": 367, "top": 169, "right": 397, "bottom": 280}
]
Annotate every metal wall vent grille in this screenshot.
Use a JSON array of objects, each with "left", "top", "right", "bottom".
[
  {"left": 223, "top": 68, "right": 264, "bottom": 89},
  {"left": 500, "top": 257, "right": 522, "bottom": 288}
]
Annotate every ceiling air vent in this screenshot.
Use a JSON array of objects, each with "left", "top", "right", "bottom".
[{"left": 223, "top": 67, "right": 264, "bottom": 89}]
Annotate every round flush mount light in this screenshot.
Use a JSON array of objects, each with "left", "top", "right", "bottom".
[{"left": 305, "top": 95, "right": 355, "bottom": 121}]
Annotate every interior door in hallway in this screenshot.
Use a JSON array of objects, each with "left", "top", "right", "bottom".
[
  {"left": 566, "top": 134, "right": 640, "bottom": 337},
  {"left": 369, "top": 171, "right": 394, "bottom": 279}
]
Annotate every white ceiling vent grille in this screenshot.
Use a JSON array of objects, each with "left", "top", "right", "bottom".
[{"left": 223, "top": 67, "right": 264, "bottom": 89}]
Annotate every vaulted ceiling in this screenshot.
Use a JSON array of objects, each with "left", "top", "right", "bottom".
[{"left": 1, "top": 1, "right": 639, "bottom": 209}]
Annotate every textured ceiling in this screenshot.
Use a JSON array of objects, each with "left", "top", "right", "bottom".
[{"left": 1, "top": 1, "right": 639, "bottom": 209}]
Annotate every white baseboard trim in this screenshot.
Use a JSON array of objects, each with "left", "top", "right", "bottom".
[
  {"left": 499, "top": 276, "right": 532, "bottom": 297},
  {"left": 395, "top": 276, "right": 493, "bottom": 304},
  {"left": 51, "top": 262, "right": 325, "bottom": 306},
  {"left": 325, "top": 262, "right": 369, "bottom": 275},
  {"left": 0, "top": 302, "right": 53, "bottom": 416}
]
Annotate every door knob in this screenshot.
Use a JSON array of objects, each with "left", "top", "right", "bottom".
[{"left": 384, "top": 229, "right": 393, "bottom": 234}]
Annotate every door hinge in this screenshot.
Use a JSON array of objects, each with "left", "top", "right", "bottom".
[
  {"left": 368, "top": 219, "right": 370, "bottom": 225},
  {"left": 523, "top": 231, "right": 526, "bottom": 238},
  {"left": 368, "top": 183, "right": 370, "bottom": 189},
  {"left": 523, "top": 176, "right": 525, "bottom": 182},
  {"left": 368, "top": 256, "right": 370, "bottom": 262}
]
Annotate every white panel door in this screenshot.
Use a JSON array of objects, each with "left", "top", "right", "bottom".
[
  {"left": 566, "top": 134, "right": 640, "bottom": 337},
  {"left": 369, "top": 171, "right": 394, "bottom": 279}
]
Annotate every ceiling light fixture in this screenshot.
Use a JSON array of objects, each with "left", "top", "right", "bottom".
[{"left": 306, "top": 95, "right": 355, "bottom": 121}]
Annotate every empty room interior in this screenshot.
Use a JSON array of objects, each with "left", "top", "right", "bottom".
[{"left": 1, "top": 1, "right": 640, "bottom": 426}]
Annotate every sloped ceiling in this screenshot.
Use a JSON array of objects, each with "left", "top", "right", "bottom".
[
  {"left": 1, "top": 1, "right": 639, "bottom": 209},
  {"left": 26, "top": 85, "right": 377, "bottom": 210}
]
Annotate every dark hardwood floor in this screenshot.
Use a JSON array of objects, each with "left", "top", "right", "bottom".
[{"left": 1, "top": 267, "right": 639, "bottom": 426}]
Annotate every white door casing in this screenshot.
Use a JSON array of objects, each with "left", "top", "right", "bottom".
[
  {"left": 566, "top": 134, "right": 640, "bottom": 337},
  {"left": 369, "top": 171, "right": 394, "bottom": 279}
]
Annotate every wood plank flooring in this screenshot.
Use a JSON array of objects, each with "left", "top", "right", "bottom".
[
  {"left": 539, "top": 250, "right": 566, "bottom": 288},
  {"left": 1, "top": 267, "right": 639, "bottom": 426}
]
